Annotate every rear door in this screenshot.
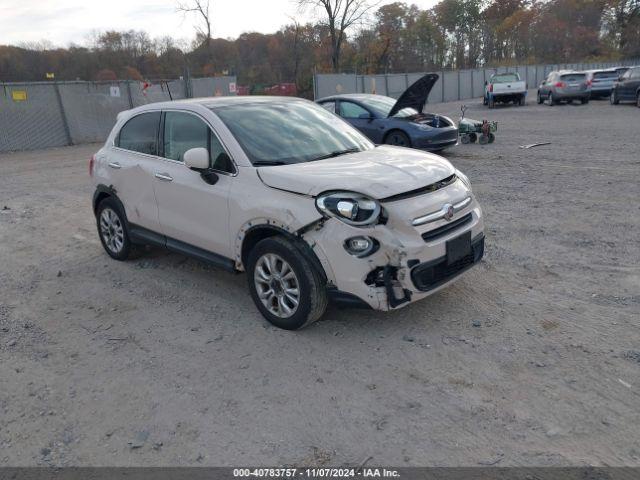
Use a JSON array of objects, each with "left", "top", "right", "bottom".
[
  {"left": 111, "top": 111, "right": 162, "bottom": 233},
  {"left": 152, "top": 110, "right": 235, "bottom": 258},
  {"left": 620, "top": 69, "right": 640, "bottom": 100},
  {"left": 338, "top": 100, "right": 382, "bottom": 142}
]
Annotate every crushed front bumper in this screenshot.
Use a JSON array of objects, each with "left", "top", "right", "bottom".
[{"left": 304, "top": 180, "right": 485, "bottom": 311}]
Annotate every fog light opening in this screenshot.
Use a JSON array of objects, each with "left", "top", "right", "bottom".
[{"left": 344, "top": 236, "right": 379, "bottom": 258}]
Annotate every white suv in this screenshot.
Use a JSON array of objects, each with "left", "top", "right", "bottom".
[{"left": 91, "top": 97, "right": 484, "bottom": 329}]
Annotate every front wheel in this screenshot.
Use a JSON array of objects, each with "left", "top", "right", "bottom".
[
  {"left": 247, "top": 236, "right": 327, "bottom": 330},
  {"left": 385, "top": 130, "right": 411, "bottom": 147},
  {"left": 610, "top": 90, "right": 619, "bottom": 105}
]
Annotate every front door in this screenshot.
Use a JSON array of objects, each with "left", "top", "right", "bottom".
[
  {"left": 338, "top": 100, "right": 382, "bottom": 142},
  {"left": 152, "top": 110, "right": 236, "bottom": 259}
]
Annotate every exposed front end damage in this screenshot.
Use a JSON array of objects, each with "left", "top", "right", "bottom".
[{"left": 298, "top": 177, "right": 485, "bottom": 311}]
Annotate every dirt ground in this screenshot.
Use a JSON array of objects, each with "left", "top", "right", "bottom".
[{"left": 1, "top": 96, "right": 639, "bottom": 468}]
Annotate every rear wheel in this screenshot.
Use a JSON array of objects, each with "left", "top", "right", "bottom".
[
  {"left": 547, "top": 93, "right": 555, "bottom": 106},
  {"left": 96, "top": 198, "right": 137, "bottom": 261},
  {"left": 488, "top": 133, "right": 495, "bottom": 143},
  {"left": 469, "top": 133, "right": 477, "bottom": 143},
  {"left": 537, "top": 92, "right": 543, "bottom": 104},
  {"left": 479, "top": 134, "right": 489, "bottom": 145},
  {"left": 247, "top": 236, "right": 327, "bottom": 330},
  {"left": 460, "top": 134, "right": 470, "bottom": 144},
  {"left": 637, "top": 93, "right": 640, "bottom": 108},
  {"left": 385, "top": 130, "right": 411, "bottom": 147}
]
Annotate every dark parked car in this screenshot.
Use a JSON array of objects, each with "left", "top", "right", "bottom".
[
  {"left": 316, "top": 74, "right": 458, "bottom": 152},
  {"left": 537, "top": 71, "right": 590, "bottom": 105},
  {"left": 610, "top": 67, "right": 640, "bottom": 107}
]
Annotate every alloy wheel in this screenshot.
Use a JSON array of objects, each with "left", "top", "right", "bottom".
[
  {"left": 254, "top": 253, "right": 300, "bottom": 318},
  {"left": 99, "top": 208, "right": 124, "bottom": 254}
]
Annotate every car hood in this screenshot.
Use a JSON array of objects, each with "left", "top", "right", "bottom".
[
  {"left": 388, "top": 73, "right": 439, "bottom": 117},
  {"left": 256, "top": 145, "right": 455, "bottom": 199}
]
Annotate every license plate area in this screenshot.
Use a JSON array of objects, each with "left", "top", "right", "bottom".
[{"left": 446, "top": 231, "right": 471, "bottom": 265}]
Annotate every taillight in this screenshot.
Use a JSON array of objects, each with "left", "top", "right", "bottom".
[
  {"left": 89, "top": 155, "right": 95, "bottom": 177},
  {"left": 555, "top": 81, "right": 566, "bottom": 88}
]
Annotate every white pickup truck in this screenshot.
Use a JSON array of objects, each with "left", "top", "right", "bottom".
[{"left": 484, "top": 72, "right": 527, "bottom": 108}]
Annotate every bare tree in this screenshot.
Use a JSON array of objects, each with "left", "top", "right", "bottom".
[
  {"left": 177, "top": 0, "right": 213, "bottom": 51},
  {"left": 298, "top": 0, "right": 378, "bottom": 71}
]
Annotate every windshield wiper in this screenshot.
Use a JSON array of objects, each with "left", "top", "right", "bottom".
[
  {"left": 309, "top": 147, "right": 360, "bottom": 162},
  {"left": 252, "top": 160, "right": 287, "bottom": 166}
]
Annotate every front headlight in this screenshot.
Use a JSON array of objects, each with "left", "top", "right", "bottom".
[
  {"left": 455, "top": 169, "right": 472, "bottom": 191},
  {"left": 316, "top": 191, "right": 381, "bottom": 226}
]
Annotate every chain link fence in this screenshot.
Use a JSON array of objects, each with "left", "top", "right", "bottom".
[
  {"left": 314, "top": 60, "right": 639, "bottom": 102},
  {"left": 0, "top": 76, "right": 236, "bottom": 153}
]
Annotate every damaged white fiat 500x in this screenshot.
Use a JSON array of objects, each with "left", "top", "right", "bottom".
[{"left": 91, "top": 97, "right": 484, "bottom": 330}]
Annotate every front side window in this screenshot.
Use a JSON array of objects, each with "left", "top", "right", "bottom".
[
  {"left": 117, "top": 112, "right": 161, "bottom": 155},
  {"left": 339, "top": 101, "right": 370, "bottom": 119},
  {"left": 211, "top": 100, "right": 373, "bottom": 166},
  {"left": 319, "top": 101, "right": 336, "bottom": 113},
  {"left": 163, "top": 111, "right": 234, "bottom": 173}
]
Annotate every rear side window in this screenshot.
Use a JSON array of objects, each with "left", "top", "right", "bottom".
[
  {"left": 117, "top": 112, "right": 160, "bottom": 155},
  {"left": 491, "top": 73, "right": 519, "bottom": 83},
  {"left": 163, "top": 111, "right": 234, "bottom": 173},
  {"left": 561, "top": 73, "right": 586, "bottom": 82}
]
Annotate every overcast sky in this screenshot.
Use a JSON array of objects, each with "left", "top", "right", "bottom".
[{"left": 0, "top": 0, "right": 439, "bottom": 47}]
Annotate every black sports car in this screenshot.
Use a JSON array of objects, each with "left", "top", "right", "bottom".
[{"left": 316, "top": 74, "right": 458, "bottom": 152}]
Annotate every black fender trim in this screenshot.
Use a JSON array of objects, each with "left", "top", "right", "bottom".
[
  {"left": 327, "top": 289, "right": 372, "bottom": 310},
  {"left": 92, "top": 184, "right": 121, "bottom": 214}
]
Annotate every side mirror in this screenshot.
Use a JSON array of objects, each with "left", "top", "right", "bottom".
[
  {"left": 184, "top": 147, "right": 218, "bottom": 185},
  {"left": 184, "top": 147, "right": 209, "bottom": 170}
]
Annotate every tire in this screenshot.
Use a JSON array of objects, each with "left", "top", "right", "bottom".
[
  {"left": 610, "top": 90, "right": 619, "bottom": 105},
  {"left": 246, "top": 236, "right": 328, "bottom": 330},
  {"left": 537, "top": 92, "right": 543, "bottom": 104},
  {"left": 384, "top": 130, "right": 411, "bottom": 147},
  {"left": 547, "top": 93, "right": 555, "bottom": 106},
  {"left": 479, "top": 134, "right": 489, "bottom": 145},
  {"left": 488, "top": 133, "right": 495, "bottom": 143},
  {"left": 96, "top": 197, "right": 138, "bottom": 261},
  {"left": 469, "top": 133, "right": 477, "bottom": 143},
  {"left": 460, "top": 134, "right": 470, "bottom": 144},
  {"left": 581, "top": 97, "right": 588, "bottom": 104}
]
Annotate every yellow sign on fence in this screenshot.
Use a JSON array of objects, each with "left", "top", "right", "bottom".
[
  {"left": 46, "top": 73, "right": 55, "bottom": 79},
  {"left": 11, "top": 90, "right": 27, "bottom": 102}
]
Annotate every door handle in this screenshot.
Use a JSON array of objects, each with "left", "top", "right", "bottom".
[
  {"left": 155, "top": 172, "right": 173, "bottom": 182},
  {"left": 108, "top": 162, "right": 121, "bottom": 169}
]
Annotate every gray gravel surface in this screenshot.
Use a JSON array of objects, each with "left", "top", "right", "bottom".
[{"left": 0, "top": 97, "right": 639, "bottom": 467}]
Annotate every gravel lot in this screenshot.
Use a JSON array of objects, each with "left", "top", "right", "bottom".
[{"left": 0, "top": 96, "right": 639, "bottom": 467}]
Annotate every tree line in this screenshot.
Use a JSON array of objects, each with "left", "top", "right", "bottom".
[{"left": 0, "top": 0, "right": 638, "bottom": 98}]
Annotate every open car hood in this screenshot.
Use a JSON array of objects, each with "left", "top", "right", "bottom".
[
  {"left": 388, "top": 73, "right": 439, "bottom": 118},
  {"left": 256, "top": 146, "right": 455, "bottom": 199}
]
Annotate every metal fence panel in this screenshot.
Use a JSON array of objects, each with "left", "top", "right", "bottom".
[
  {"left": 442, "top": 71, "right": 458, "bottom": 102},
  {"left": 0, "top": 83, "right": 69, "bottom": 153},
  {"left": 59, "top": 82, "right": 131, "bottom": 144},
  {"left": 459, "top": 70, "right": 473, "bottom": 99},
  {"left": 191, "top": 76, "right": 237, "bottom": 98}
]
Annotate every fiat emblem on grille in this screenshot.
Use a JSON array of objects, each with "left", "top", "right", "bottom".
[{"left": 443, "top": 203, "right": 454, "bottom": 221}]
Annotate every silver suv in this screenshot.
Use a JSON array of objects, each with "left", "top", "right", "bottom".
[
  {"left": 537, "top": 71, "right": 590, "bottom": 105},
  {"left": 90, "top": 97, "right": 485, "bottom": 329}
]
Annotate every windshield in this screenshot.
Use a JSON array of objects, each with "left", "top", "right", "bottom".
[
  {"left": 358, "top": 95, "right": 418, "bottom": 118},
  {"left": 211, "top": 100, "right": 373, "bottom": 165},
  {"left": 491, "top": 73, "right": 519, "bottom": 83}
]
